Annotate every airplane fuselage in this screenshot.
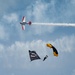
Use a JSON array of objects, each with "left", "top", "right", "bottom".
[{"left": 20, "top": 22, "right": 28, "bottom": 25}]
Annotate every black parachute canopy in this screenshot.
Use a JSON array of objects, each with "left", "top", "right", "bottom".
[{"left": 29, "top": 50, "right": 41, "bottom": 61}]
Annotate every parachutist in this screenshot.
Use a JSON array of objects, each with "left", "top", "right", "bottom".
[{"left": 43, "top": 55, "right": 48, "bottom": 61}]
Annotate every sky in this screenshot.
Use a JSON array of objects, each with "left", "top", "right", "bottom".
[{"left": 0, "top": 0, "right": 75, "bottom": 75}]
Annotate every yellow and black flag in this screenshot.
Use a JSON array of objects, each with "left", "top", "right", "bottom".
[
  {"left": 29, "top": 50, "right": 41, "bottom": 61},
  {"left": 46, "top": 43, "right": 58, "bottom": 57}
]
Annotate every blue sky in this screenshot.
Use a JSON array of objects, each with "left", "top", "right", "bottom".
[{"left": 0, "top": 0, "right": 75, "bottom": 75}]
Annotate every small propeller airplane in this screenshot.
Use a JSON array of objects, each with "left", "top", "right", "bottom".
[{"left": 20, "top": 16, "right": 31, "bottom": 30}]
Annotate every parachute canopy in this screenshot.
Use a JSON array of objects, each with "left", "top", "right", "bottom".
[
  {"left": 29, "top": 50, "right": 41, "bottom": 61},
  {"left": 46, "top": 43, "right": 58, "bottom": 57}
]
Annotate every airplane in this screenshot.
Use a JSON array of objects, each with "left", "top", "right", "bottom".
[{"left": 20, "top": 16, "right": 31, "bottom": 30}]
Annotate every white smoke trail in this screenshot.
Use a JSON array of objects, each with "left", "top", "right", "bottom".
[{"left": 32, "top": 23, "right": 75, "bottom": 27}]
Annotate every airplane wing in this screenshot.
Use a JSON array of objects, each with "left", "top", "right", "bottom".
[
  {"left": 22, "top": 25, "right": 25, "bottom": 30},
  {"left": 22, "top": 16, "right": 26, "bottom": 22}
]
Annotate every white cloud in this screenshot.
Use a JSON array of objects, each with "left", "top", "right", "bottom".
[
  {"left": 0, "top": 0, "right": 16, "bottom": 16},
  {"left": 72, "top": 69, "right": 75, "bottom": 75},
  {"left": 3, "top": 13, "right": 18, "bottom": 23},
  {"left": 71, "top": 0, "right": 75, "bottom": 6},
  {"left": 53, "top": 35, "right": 75, "bottom": 52},
  {"left": 31, "top": 1, "right": 48, "bottom": 21},
  {"left": 0, "top": 44, "right": 4, "bottom": 56},
  {"left": 0, "top": 25, "right": 9, "bottom": 40},
  {"left": 0, "top": 13, "right": 19, "bottom": 41},
  {"left": 0, "top": 35, "right": 75, "bottom": 69},
  {"left": 26, "top": 0, "right": 55, "bottom": 35}
]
